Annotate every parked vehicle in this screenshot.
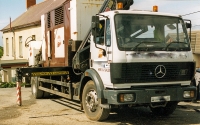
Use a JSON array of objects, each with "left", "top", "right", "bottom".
[{"left": 16, "top": 0, "right": 197, "bottom": 121}]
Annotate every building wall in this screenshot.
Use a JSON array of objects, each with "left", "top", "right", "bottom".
[
  {"left": 2, "top": 26, "right": 41, "bottom": 60},
  {"left": 193, "top": 54, "right": 200, "bottom": 68},
  {"left": 1, "top": 69, "right": 11, "bottom": 82},
  {"left": 191, "top": 31, "right": 200, "bottom": 69},
  {"left": 1, "top": 25, "right": 42, "bottom": 82}
]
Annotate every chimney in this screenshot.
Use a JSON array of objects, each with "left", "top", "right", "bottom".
[{"left": 26, "top": 0, "right": 36, "bottom": 9}]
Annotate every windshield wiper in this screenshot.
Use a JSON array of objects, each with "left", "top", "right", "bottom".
[
  {"left": 165, "top": 41, "right": 188, "bottom": 51},
  {"left": 131, "top": 41, "right": 161, "bottom": 51}
]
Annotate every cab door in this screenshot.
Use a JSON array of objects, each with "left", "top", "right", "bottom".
[{"left": 90, "top": 19, "right": 112, "bottom": 85}]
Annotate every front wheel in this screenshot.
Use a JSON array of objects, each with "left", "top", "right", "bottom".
[
  {"left": 82, "top": 80, "right": 110, "bottom": 121},
  {"left": 197, "top": 83, "right": 200, "bottom": 100},
  {"left": 149, "top": 101, "right": 178, "bottom": 116}
]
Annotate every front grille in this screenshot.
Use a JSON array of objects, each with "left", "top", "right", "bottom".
[{"left": 110, "top": 62, "right": 195, "bottom": 83}]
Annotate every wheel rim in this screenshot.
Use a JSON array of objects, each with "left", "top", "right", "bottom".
[{"left": 85, "top": 89, "right": 98, "bottom": 112}]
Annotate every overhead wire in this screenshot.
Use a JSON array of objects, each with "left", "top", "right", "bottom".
[
  {"left": 181, "top": 11, "right": 200, "bottom": 28},
  {"left": 182, "top": 11, "right": 200, "bottom": 16}
]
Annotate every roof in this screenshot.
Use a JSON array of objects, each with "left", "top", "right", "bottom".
[{"left": 1, "top": 0, "right": 67, "bottom": 32}]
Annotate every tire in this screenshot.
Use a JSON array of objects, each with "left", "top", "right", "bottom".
[
  {"left": 82, "top": 80, "right": 110, "bottom": 121},
  {"left": 197, "top": 84, "right": 200, "bottom": 100},
  {"left": 31, "top": 77, "right": 43, "bottom": 99},
  {"left": 149, "top": 101, "right": 178, "bottom": 116}
]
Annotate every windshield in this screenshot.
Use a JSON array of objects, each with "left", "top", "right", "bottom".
[{"left": 115, "top": 14, "right": 190, "bottom": 51}]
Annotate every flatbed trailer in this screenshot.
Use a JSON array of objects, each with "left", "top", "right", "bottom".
[{"left": 16, "top": 66, "right": 82, "bottom": 100}]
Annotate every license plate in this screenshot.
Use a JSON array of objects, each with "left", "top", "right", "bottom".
[{"left": 151, "top": 96, "right": 170, "bottom": 102}]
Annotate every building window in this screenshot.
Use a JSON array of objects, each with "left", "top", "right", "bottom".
[
  {"left": 19, "top": 36, "right": 23, "bottom": 58},
  {"left": 12, "top": 37, "right": 14, "bottom": 57},
  {"left": 6, "top": 38, "right": 9, "bottom": 56}
]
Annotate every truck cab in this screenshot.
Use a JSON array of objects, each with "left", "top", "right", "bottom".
[
  {"left": 78, "top": 9, "right": 196, "bottom": 118},
  {"left": 91, "top": 10, "right": 194, "bottom": 87}
]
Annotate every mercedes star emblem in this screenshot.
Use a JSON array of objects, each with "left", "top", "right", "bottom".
[{"left": 155, "top": 65, "right": 166, "bottom": 78}]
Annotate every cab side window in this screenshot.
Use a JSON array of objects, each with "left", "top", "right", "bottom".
[
  {"left": 106, "top": 19, "right": 111, "bottom": 47},
  {"left": 96, "top": 20, "right": 105, "bottom": 45}
]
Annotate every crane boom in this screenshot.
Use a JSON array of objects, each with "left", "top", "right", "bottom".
[{"left": 73, "top": 0, "right": 133, "bottom": 70}]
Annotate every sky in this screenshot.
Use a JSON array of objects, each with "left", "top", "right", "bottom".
[
  {"left": 0, "top": 0, "right": 200, "bottom": 47},
  {"left": 0, "top": 0, "right": 43, "bottom": 46}
]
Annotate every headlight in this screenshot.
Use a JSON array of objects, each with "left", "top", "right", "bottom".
[
  {"left": 119, "top": 94, "right": 135, "bottom": 102},
  {"left": 183, "top": 91, "right": 195, "bottom": 98}
]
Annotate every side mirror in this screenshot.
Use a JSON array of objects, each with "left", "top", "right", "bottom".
[
  {"left": 92, "top": 16, "right": 99, "bottom": 28},
  {"left": 91, "top": 16, "right": 99, "bottom": 44},
  {"left": 184, "top": 19, "right": 192, "bottom": 42},
  {"left": 91, "top": 16, "right": 100, "bottom": 39},
  {"left": 186, "top": 22, "right": 191, "bottom": 28}
]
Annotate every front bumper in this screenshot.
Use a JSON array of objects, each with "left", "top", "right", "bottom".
[{"left": 103, "top": 86, "right": 197, "bottom": 105}]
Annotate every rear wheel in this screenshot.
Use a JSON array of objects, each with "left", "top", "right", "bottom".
[
  {"left": 149, "top": 101, "right": 178, "bottom": 116},
  {"left": 31, "top": 77, "right": 43, "bottom": 99},
  {"left": 82, "top": 80, "right": 110, "bottom": 121}
]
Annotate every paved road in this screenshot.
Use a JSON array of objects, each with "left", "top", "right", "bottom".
[{"left": 0, "top": 88, "right": 200, "bottom": 125}]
